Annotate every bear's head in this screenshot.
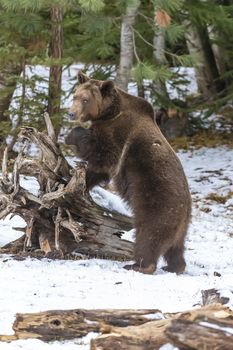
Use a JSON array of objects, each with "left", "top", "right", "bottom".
[{"left": 68, "top": 71, "right": 117, "bottom": 122}]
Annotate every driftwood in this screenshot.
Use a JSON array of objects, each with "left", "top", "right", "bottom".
[
  {"left": 0, "top": 113, "right": 133, "bottom": 260},
  {"left": 0, "top": 304, "right": 232, "bottom": 350}
]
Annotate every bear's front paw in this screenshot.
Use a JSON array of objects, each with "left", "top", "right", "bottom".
[{"left": 65, "top": 126, "right": 89, "bottom": 145}]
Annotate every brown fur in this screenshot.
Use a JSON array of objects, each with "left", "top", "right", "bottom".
[{"left": 66, "top": 71, "right": 192, "bottom": 274}]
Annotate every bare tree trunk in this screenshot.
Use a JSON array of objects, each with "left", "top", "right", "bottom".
[
  {"left": 8, "top": 62, "right": 26, "bottom": 153},
  {"left": 153, "top": 29, "right": 167, "bottom": 65},
  {"left": 115, "top": 0, "right": 140, "bottom": 91},
  {"left": 47, "top": 6, "right": 63, "bottom": 135},
  {"left": 185, "top": 22, "right": 210, "bottom": 98},
  {"left": 184, "top": 21, "right": 223, "bottom": 98},
  {"left": 0, "top": 63, "right": 23, "bottom": 155},
  {"left": 208, "top": 26, "right": 226, "bottom": 76},
  {"left": 197, "top": 24, "right": 224, "bottom": 93},
  {"left": 153, "top": 28, "right": 169, "bottom": 103}
]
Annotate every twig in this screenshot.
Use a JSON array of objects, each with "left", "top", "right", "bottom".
[
  {"left": 133, "top": 27, "right": 155, "bottom": 49},
  {"left": 12, "top": 152, "right": 22, "bottom": 196},
  {"left": 2, "top": 146, "right": 9, "bottom": 180},
  {"left": 131, "top": 25, "right": 141, "bottom": 63},
  {"left": 63, "top": 209, "right": 85, "bottom": 242},
  {"left": 11, "top": 141, "right": 29, "bottom": 197},
  {"left": 24, "top": 217, "right": 34, "bottom": 249},
  {"left": 54, "top": 156, "right": 62, "bottom": 174},
  {"left": 55, "top": 207, "right": 63, "bottom": 250}
]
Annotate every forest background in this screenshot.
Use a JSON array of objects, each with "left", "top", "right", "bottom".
[{"left": 0, "top": 0, "right": 233, "bottom": 155}]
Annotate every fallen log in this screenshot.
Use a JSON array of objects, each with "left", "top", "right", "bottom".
[
  {"left": 91, "top": 318, "right": 169, "bottom": 350},
  {"left": 0, "top": 309, "right": 162, "bottom": 342},
  {"left": 0, "top": 113, "right": 133, "bottom": 260},
  {"left": 166, "top": 304, "right": 233, "bottom": 350},
  {"left": 0, "top": 304, "right": 232, "bottom": 350}
]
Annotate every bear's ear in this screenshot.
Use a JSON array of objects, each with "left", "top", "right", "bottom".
[
  {"left": 78, "top": 70, "right": 90, "bottom": 84},
  {"left": 100, "top": 80, "right": 114, "bottom": 97}
]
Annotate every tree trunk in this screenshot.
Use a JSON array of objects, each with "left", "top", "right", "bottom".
[
  {"left": 153, "top": 27, "right": 169, "bottom": 105},
  {"left": 197, "top": 24, "right": 224, "bottom": 93},
  {"left": 208, "top": 26, "right": 227, "bottom": 76},
  {"left": 8, "top": 63, "right": 26, "bottom": 153},
  {"left": 0, "top": 113, "right": 133, "bottom": 260},
  {"left": 47, "top": 6, "right": 63, "bottom": 135},
  {"left": 0, "top": 62, "right": 23, "bottom": 156},
  {"left": 115, "top": 0, "right": 140, "bottom": 91},
  {"left": 184, "top": 21, "right": 222, "bottom": 99}
]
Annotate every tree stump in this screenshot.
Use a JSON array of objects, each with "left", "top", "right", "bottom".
[{"left": 0, "top": 113, "right": 133, "bottom": 260}]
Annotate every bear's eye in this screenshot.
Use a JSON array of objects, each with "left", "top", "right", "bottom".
[{"left": 82, "top": 99, "right": 88, "bottom": 104}]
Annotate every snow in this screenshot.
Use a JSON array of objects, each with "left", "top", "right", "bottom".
[
  {"left": 90, "top": 186, "right": 132, "bottom": 217},
  {"left": 200, "top": 321, "right": 233, "bottom": 335},
  {"left": 0, "top": 334, "right": 99, "bottom": 350},
  {"left": 0, "top": 146, "right": 233, "bottom": 349}
]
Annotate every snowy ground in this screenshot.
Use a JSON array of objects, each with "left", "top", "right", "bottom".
[{"left": 0, "top": 146, "right": 233, "bottom": 349}]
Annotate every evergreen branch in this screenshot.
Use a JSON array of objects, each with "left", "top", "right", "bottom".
[
  {"left": 133, "top": 27, "right": 154, "bottom": 49},
  {"left": 138, "top": 11, "right": 155, "bottom": 28}
]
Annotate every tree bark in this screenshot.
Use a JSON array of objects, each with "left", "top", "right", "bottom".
[
  {"left": 0, "top": 113, "right": 133, "bottom": 260},
  {"left": 166, "top": 306, "right": 233, "bottom": 350},
  {"left": 153, "top": 27, "right": 169, "bottom": 104},
  {"left": 197, "top": 24, "right": 224, "bottom": 93},
  {"left": 0, "top": 309, "right": 160, "bottom": 342},
  {"left": 47, "top": 6, "right": 63, "bottom": 135},
  {"left": 115, "top": 1, "right": 140, "bottom": 91},
  {"left": 0, "top": 62, "right": 23, "bottom": 156},
  {"left": 208, "top": 26, "right": 227, "bottom": 76},
  {"left": 184, "top": 21, "right": 223, "bottom": 99},
  {"left": 153, "top": 29, "right": 167, "bottom": 65}
]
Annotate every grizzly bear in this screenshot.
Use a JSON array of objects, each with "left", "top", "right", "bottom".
[{"left": 65, "top": 71, "right": 192, "bottom": 274}]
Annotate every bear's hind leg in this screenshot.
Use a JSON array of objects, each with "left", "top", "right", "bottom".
[
  {"left": 124, "top": 230, "right": 158, "bottom": 274},
  {"left": 163, "top": 242, "right": 186, "bottom": 274}
]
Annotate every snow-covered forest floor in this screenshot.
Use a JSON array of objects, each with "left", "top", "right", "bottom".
[{"left": 0, "top": 146, "right": 233, "bottom": 350}]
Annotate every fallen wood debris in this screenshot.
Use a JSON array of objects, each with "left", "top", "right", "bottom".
[
  {"left": 0, "top": 304, "right": 232, "bottom": 350},
  {"left": 0, "top": 113, "right": 133, "bottom": 260}
]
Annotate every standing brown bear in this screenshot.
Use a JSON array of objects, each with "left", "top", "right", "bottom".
[{"left": 66, "top": 71, "right": 191, "bottom": 274}]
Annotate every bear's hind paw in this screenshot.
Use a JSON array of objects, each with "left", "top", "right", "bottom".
[
  {"left": 162, "top": 264, "right": 185, "bottom": 274},
  {"left": 123, "top": 263, "right": 156, "bottom": 275}
]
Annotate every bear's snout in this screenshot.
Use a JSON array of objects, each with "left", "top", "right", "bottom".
[{"left": 68, "top": 112, "right": 76, "bottom": 120}]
